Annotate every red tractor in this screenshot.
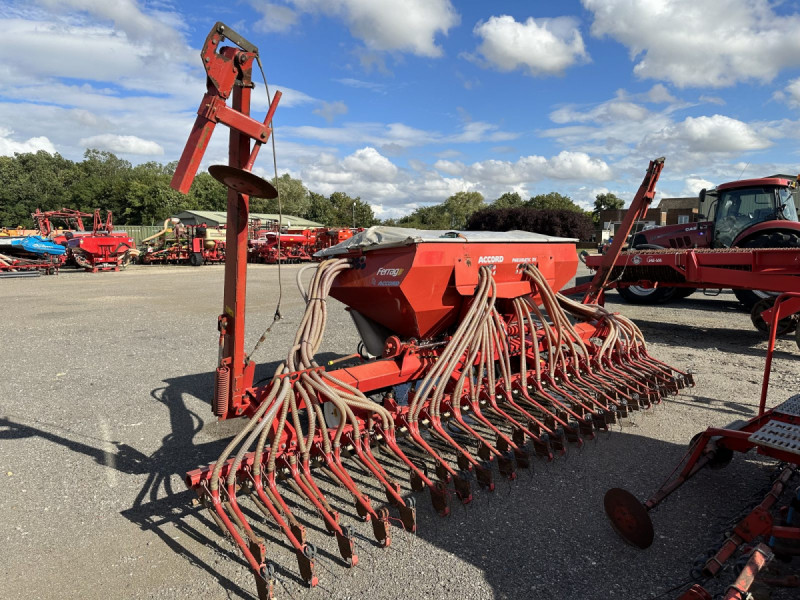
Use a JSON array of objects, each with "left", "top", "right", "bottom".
[{"left": 619, "top": 176, "right": 800, "bottom": 306}]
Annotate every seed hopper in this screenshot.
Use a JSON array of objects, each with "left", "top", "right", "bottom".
[{"left": 170, "top": 22, "right": 692, "bottom": 599}]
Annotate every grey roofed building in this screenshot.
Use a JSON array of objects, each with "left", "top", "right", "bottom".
[{"left": 172, "top": 210, "right": 323, "bottom": 228}]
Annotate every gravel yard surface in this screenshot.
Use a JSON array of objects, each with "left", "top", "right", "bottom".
[{"left": 2, "top": 263, "right": 798, "bottom": 600}]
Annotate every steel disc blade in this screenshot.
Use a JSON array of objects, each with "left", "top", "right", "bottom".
[
  {"left": 208, "top": 165, "right": 278, "bottom": 199},
  {"left": 604, "top": 488, "right": 654, "bottom": 549}
]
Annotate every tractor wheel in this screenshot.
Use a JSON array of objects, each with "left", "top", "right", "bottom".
[
  {"left": 616, "top": 243, "right": 678, "bottom": 304},
  {"left": 189, "top": 252, "right": 203, "bottom": 267},
  {"left": 796, "top": 323, "right": 800, "bottom": 351},
  {"left": 750, "top": 297, "right": 799, "bottom": 336},
  {"left": 736, "top": 232, "right": 800, "bottom": 310},
  {"left": 617, "top": 284, "right": 677, "bottom": 304}
]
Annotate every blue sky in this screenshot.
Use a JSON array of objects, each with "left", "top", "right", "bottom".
[{"left": 5, "top": 0, "right": 800, "bottom": 218}]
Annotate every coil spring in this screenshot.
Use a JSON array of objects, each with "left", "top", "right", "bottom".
[{"left": 214, "top": 366, "right": 230, "bottom": 417}]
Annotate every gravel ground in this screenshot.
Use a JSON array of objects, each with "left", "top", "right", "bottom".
[{"left": 1, "top": 262, "right": 798, "bottom": 600}]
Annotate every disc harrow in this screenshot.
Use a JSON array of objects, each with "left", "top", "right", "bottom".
[{"left": 185, "top": 241, "right": 692, "bottom": 598}]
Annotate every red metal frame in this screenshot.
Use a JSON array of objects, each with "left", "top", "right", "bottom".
[
  {"left": 169, "top": 22, "right": 281, "bottom": 420},
  {"left": 581, "top": 158, "right": 664, "bottom": 304},
  {"left": 607, "top": 292, "right": 800, "bottom": 599},
  {"left": 576, "top": 246, "right": 800, "bottom": 296}
]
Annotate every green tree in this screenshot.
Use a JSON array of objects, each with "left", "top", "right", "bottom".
[
  {"left": 526, "top": 192, "right": 583, "bottom": 212},
  {"left": 492, "top": 191, "right": 524, "bottom": 209},
  {"left": 397, "top": 190, "right": 485, "bottom": 229},
  {"left": 592, "top": 192, "right": 625, "bottom": 224},
  {"left": 306, "top": 191, "right": 376, "bottom": 227},
  {"left": 187, "top": 172, "right": 228, "bottom": 211},
  {"left": 253, "top": 173, "right": 310, "bottom": 216},
  {"left": 0, "top": 151, "right": 78, "bottom": 226},
  {"left": 307, "top": 191, "right": 337, "bottom": 225},
  {"left": 443, "top": 191, "right": 485, "bottom": 229}
]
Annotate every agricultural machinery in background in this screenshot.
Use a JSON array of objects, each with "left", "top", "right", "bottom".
[
  {"left": 139, "top": 218, "right": 226, "bottom": 266},
  {"left": 248, "top": 220, "right": 313, "bottom": 264},
  {"left": 613, "top": 176, "right": 800, "bottom": 308},
  {"left": 169, "top": 22, "right": 692, "bottom": 599},
  {"left": 0, "top": 233, "right": 65, "bottom": 277},
  {"left": 31, "top": 208, "right": 136, "bottom": 272},
  {"left": 248, "top": 219, "right": 356, "bottom": 264},
  {"left": 569, "top": 174, "right": 800, "bottom": 348}
]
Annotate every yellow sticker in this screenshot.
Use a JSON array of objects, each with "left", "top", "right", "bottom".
[{"left": 225, "top": 305, "right": 234, "bottom": 317}]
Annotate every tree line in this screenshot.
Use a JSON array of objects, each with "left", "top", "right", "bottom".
[{"left": 0, "top": 150, "right": 624, "bottom": 238}]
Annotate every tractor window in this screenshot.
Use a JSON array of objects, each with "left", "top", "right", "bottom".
[
  {"left": 778, "top": 187, "right": 799, "bottom": 222},
  {"left": 714, "top": 186, "right": 779, "bottom": 247}
]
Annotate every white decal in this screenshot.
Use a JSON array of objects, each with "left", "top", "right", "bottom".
[
  {"left": 376, "top": 267, "right": 405, "bottom": 277},
  {"left": 478, "top": 255, "right": 504, "bottom": 264}
]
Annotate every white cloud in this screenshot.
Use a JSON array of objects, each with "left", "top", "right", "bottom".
[
  {"left": 435, "top": 151, "right": 612, "bottom": 183},
  {"left": 283, "top": 145, "right": 614, "bottom": 218},
  {"left": 774, "top": 78, "right": 800, "bottom": 109},
  {"left": 313, "top": 101, "right": 348, "bottom": 123},
  {"left": 683, "top": 177, "right": 715, "bottom": 195},
  {"left": 280, "top": 120, "right": 518, "bottom": 148},
  {"left": 250, "top": 2, "right": 300, "bottom": 33},
  {"left": 472, "top": 15, "right": 588, "bottom": 76},
  {"left": 79, "top": 134, "right": 164, "bottom": 156},
  {"left": 647, "top": 84, "right": 676, "bottom": 104},
  {"left": 335, "top": 78, "right": 388, "bottom": 94},
  {"left": 340, "top": 147, "right": 398, "bottom": 181},
  {"left": 583, "top": 0, "right": 800, "bottom": 88},
  {"left": 550, "top": 99, "right": 650, "bottom": 124},
  {"left": 641, "top": 114, "right": 770, "bottom": 153},
  {"left": 35, "top": 0, "right": 193, "bottom": 63},
  {"left": 0, "top": 128, "right": 56, "bottom": 156},
  {"left": 258, "top": 0, "right": 459, "bottom": 57},
  {"left": 700, "top": 95, "right": 726, "bottom": 106}
]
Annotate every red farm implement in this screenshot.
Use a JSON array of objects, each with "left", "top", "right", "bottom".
[
  {"left": 140, "top": 220, "right": 226, "bottom": 266},
  {"left": 248, "top": 230, "right": 314, "bottom": 264},
  {"left": 604, "top": 293, "right": 800, "bottom": 600},
  {"left": 32, "top": 208, "right": 135, "bottom": 272},
  {"left": 565, "top": 170, "right": 800, "bottom": 349},
  {"left": 169, "top": 22, "right": 691, "bottom": 598},
  {"left": 313, "top": 227, "right": 355, "bottom": 253},
  {"left": 0, "top": 254, "right": 61, "bottom": 277}
]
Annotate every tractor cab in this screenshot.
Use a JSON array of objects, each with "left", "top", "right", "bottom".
[{"left": 701, "top": 178, "right": 799, "bottom": 247}]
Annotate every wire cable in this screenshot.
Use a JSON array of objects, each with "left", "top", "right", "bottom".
[{"left": 247, "top": 56, "right": 283, "bottom": 362}]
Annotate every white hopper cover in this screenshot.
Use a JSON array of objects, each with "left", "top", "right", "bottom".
[{"left": 315, "top": 226, "right": 577, "bottom": 257}]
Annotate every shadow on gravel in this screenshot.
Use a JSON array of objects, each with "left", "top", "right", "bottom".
[
  {"left": 114, "top": 352, "right": 353, "bottom": 598},
  {"left": 606, "top": 291, "right": 746, "bottom": 315},
  {"left": 627, "top": 318, "right": 799, "bottom": 357}
]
